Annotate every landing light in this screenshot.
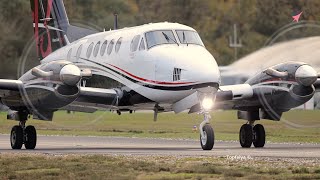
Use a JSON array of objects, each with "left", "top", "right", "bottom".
[{"left": 202, "top": 98, "right": 214, "bottom": 111}]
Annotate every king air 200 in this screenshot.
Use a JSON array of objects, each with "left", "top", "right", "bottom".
[{"left": 0, "top": 0, "right": 319, "bottom": 150}]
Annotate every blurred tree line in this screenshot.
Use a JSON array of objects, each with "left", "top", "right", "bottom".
[{"left": 1, "top": 0, "right": 320, "bottom": 79}]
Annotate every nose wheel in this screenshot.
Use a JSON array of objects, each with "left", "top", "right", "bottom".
[
  {"left": 10, "top": 121, "right": 37, "bottom": 150},
  {"left": 199, "top": 113, "right": 215, "bottom": 150},
  {"left": 239, "top": 123, "right": 265, "bottom": 148},
  {"left": 200, "top": 124, "right": 215, "bottom": 150}
]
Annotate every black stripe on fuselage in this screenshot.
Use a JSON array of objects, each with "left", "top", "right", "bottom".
[{"left": 78, "top": 58, "right": 219, "bottom": 91}]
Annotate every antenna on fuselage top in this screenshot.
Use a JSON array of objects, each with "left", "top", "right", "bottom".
[{"left": 113, "top": 12, "right": 118, "bottom": 30}]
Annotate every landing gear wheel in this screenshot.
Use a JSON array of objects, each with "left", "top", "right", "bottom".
[
  {"left": 253, "top": 124, "right": 265, "bottom": 148},
  {"left": 10, "top": 125, "right": 23, "bottom": 149},
  {"left": 25, "top": 125, "right": 37, "bottom": 149},
  {"left": 239, "top": 124, "right": 253, "bottom": 148},
  {"left": 200, "top": 124, "right": 215, "bottom": 150}
]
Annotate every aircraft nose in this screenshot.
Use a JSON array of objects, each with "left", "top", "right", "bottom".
[
  {"left": 182, "top": 50, "right": 221, "bottom": 84},
  {"left": 295, "top": 65, "right": 318, "bottom": 86}
]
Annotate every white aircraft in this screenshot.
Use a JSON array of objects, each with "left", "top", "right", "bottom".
[{"left": 0, "top": 0, "right": 319, "bottom": 150}]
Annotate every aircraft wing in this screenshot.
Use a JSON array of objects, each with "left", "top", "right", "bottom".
[
  {"left": 214, "top": 84, "right": 289, "bottom": 110},
  {"left": 0, "top": 78, "right": 120, "bottom": 117},
  {"left": 62, "top": 87, "right": 119, "bottom": 113},
  {"left": 0, "top": 80, "right": 23, "bottom": 91}
]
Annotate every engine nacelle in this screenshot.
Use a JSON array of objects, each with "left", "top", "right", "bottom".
[
  {"left": 2, "top": 84, "right": 80, "bottom": 110},
  {"left": 236, "top": 62, "right": 317, "bottom": 121},
  {"left": 219, "top": 84, "right": 253, "bottom": 100},
  {"left": 3, "top": 60, "right": 90, "bottom": 113},
  {"left": 31, "top": 60, "right": 91, "bottom": 86}
]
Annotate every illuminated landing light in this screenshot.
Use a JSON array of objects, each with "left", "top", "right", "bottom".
[{"left": 202, "top": 98, "right": 214, "bottom": 111}]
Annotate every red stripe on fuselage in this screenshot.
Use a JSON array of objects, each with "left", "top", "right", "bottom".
[{"left": 107, "top": 64, "right": 195, "bottom": 85}]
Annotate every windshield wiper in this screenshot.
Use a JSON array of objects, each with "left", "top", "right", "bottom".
[
  {"left": 183, "top": 31, "right": 188, "bottom": 46},
  {"left": 162, "top": 32, "right": 179, "bottom": 46}
]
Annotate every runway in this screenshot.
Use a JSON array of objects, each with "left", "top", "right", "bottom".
[{"left": 0, "top": 134, "right": 319, "bottom": 158}]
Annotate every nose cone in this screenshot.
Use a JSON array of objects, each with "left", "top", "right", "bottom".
[
  {"left": 150, "top": 46, "right": 221, "bottom": 85},
  {"left": 60, "top": 64, "right": 81, "bottom": 86},
  {"left": 183, "top": 47, "right": 221, "bottom": 84},
  {"left": 295, "top": 65, "right": 318, "bottom": 86}
]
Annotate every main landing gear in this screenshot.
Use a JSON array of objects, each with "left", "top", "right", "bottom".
[
  {"left": 199, "top": 113, "right": 215, "bottom": 150},
  {"left": 10, "top": 120, "right": 37, "bottom": 149},
  {"left": 239, "top": 121, "right": 265, "bottom": 148}
]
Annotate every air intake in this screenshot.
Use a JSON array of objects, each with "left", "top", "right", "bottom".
[{"left": 173, "top": 68, "right": 182, "bottom": 81}]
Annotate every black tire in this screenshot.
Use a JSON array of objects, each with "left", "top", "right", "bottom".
[
  {"left": 25, "top": 126, "right": 37, "bottom": 149},
  {"left": 10, "top": 125, "right": 23, "bottom": 149},
  {"left": 239, "top": 124, "right": 253, "bottom": 148},
  {"left": 200, "top": 124, "right": 215, "bottom": 150},
  {"left": 253, "top": 124, "right": 265, "bottom": 148}
]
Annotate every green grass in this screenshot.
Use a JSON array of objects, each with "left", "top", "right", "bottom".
[
  {"left": 0, "top": 110, "right": 319, "bottom": 143},
  {"left": 0, "top": 154, "right": 319, "bottom": 180}
]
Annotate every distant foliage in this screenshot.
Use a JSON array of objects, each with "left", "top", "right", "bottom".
[{"left": 1, "top": 0, "right": 320, "bottom": 78}]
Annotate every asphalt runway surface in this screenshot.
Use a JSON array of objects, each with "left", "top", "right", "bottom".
[{"left": 0, "top": 134, "right": 319, "bottom": 158}]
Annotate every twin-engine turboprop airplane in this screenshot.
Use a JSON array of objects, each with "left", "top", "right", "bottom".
[{"left": 0, "top": 0, "right": 319, "bottom": 150}]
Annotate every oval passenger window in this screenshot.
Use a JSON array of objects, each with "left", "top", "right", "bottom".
[
  {"left": 86, "top": 42, "right": 94, "bottom": 58},
  {"left": 115, "top": 37, "right": 123, "bottom": 53},
  {"left": 100, "top": 40, "right": 108, "bottom": 56},
  {"left": 107, "top": 39, "right": 115, "bottom": 55},
  {"left": 93, "top": 41, "right": 101, "bottom": 57},
  {"left": 76, "top": 45, "right": 82, "bottom": 61}
]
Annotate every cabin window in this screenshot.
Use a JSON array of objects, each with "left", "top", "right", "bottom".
[
  {"left": 93, "top": 41, "right": 100, "bottom": 57},
  {"left": 145, "top": 30, "right": 177, "bottom": 48},
  {"left": 100, "top": 40, "right": 108, "bottom": 56},
  {"left": 130, "top": 35, "right": 140, "bottom": 52},
  {"left": 176, "top": 30, "right": 204, "bottom": 46},
  {"left": 76, "top": 45, "right": 82, "bottom": 61},
  {"left": 67, "top": 48, "right": 72, "bottom": 61},
  {"left": 86, "top": 42, "right": 94, "bottom": 58},
  {"left": 139, "top": 38, "right": 145, "bottom": 51},
  {"left": 107, "top": 39, "right": 115, "bottom": 55},
  {"left": 115, "top": 37, "right": 122, "bottom": 53}
]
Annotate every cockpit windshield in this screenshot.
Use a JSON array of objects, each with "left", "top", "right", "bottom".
[
  {"left": 176, "top": 30, "right": 204, "bottom": 46},
  {"left": 145, "top": 30, "right": 177, "bottom": 49}
]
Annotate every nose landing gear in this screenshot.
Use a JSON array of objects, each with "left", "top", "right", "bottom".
[
  {"left": 10, "top": 120, "right": 37, "bottom": 150},
  {"left": 199, "top": 113, "right": 215, "bottom": 150},
  {"left": 239, "top": 121, "right": 265, "bottom": 148}
]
